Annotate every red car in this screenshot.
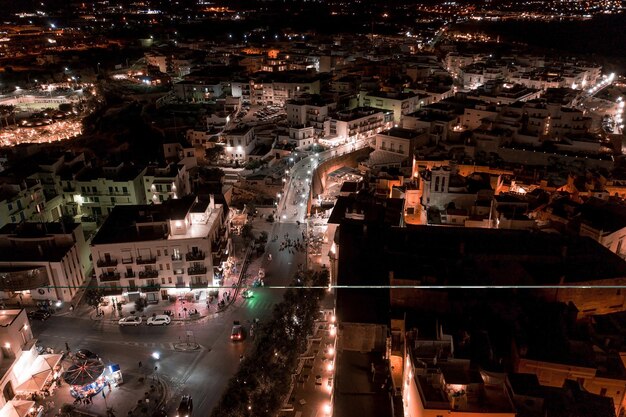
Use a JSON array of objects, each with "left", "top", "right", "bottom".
[{"left": 230, "top": 321, "right": 244, "bottom": 341}]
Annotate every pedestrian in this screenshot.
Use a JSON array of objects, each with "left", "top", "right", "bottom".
[
  {"left": 138, "top": 361, "right": 142, "bottom": 368},
  {"left": 65, "top": 342, "right": 70, "bottom": 352}
]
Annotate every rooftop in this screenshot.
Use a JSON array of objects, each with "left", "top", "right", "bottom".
[
  {"left": 379, "top": 127, "right": 423, "bottom": 140},
  {"left": 0, "top": 309, "right": 22, "bottom": 327},
  {"left": 91, "top": 195, "right": 218, "bottom": 245}
]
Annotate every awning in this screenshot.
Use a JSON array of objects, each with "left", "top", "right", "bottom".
[
  {"left": 15, "top": 370, "right": 51, "bottom": 392},
  {"left": 31, "top": 354, "right": 62, "bottom": 374},
  {"left": 0, "top": 400, "right": 36, "bottom": 417}
]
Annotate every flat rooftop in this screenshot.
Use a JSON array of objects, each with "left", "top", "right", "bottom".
[
  {"left": 0, "top": 309, "right": 22, "bottom": 327},
  {"left": 91, "top": 195, "right": 218, "bottom": 245}
]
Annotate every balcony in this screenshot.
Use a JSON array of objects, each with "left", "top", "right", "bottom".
[
  {"left": 99, "top": 272, "right": 121, "bottom": 282},
  {"left": 187, "top": 266, "right": 208, "bottom": 275},
  {"left": 190, "top": 281, "right": 208, "bottom": 289},
  {"left": 175, "top": 282, "right": 188, "bottom": 288},
  {"left": 171, "top": 254, "right": 183, "bottom": 261},
  {"left": 96, "top": 258, "right": 118, "bottom": 268},
  {"left": 136, "top": 256, "right": 157, "bottom": 265},
  {"left": 0, "top": 267, "right": 49, "bottom": 291},
  {"left": 121, "top": 257, "right": 134, "bottom": 264},
  {"left": 139, "top": 270, "right": 159, "bottom": 279},
  {"left": 185, "top": 251, "right": 205, "bottom": 261},
  {"left": 124, "top": 272, "right": 136, "bottom": 278},
  {"left": 141, "top": 284, "right": 161, "bottom": 292},
  {"left": 213, "top": 252, "right": 228, "bottom": 266}
]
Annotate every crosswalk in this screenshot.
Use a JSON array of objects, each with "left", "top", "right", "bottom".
[
  {"left": 116, "top": 341, "right": 177, "bottom": 350},
  {"left": 41, "top": 333, "right": 204, "bottom": 352},
  {"left": 239, "top": 297, "right": 277, "bottom": 313}
]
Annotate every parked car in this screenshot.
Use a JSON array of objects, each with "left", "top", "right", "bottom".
[
  {"left": 27, "top": 310, "right": 51, "bottom": 321},
  {"left": 176, "top": 395, "right": 193, "bottom": 417},
  {"left": 147, "top": 315, "right": 171, "bottom": 326},
  {"left": 118, "top": 316, "right": 142, "bottom": 326},
  {"left": 231, "top": 321, "right": 244, "bottom": 341}
]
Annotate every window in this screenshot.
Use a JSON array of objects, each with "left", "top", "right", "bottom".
[
  {"left": 123, "top": 186, "right": 128, "bottom": 193},
  {"left": 159, "top": 264, "right": 163, "bottom": 270},
  {"left": 161, "top": 278, "right": 165, "bottom": 284},
  {"left": 164, "top": 249, "right": 168, "bottom": 256},
  {"left": 435, "top": 177, "right": 440, "bottom": 192},
  {"left": 157, "top": 250, "right": 161, "bottom": 256},
  {"left": 168, "top": 277, "right": 172, "bottom": 283}
]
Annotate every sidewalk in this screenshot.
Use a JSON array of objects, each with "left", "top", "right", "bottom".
[
  {"left": 80, "top": 234, "right": 254, "bottom": 325},
  {"left": 37, "top": 368, "right": 166, "bottom": 417}
]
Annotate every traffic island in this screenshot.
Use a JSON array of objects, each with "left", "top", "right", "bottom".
[{"left": 173, "top": 342, "right": 201, "bottom": 352}]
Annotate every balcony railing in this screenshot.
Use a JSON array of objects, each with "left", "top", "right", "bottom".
[
  {"left": 136, "top": 256, "right": 157, "bottom": 265},
  {"left": 187, "top": 266, "right": 207, "bottom": 275},
  {"left": 185, "top": 251, "right": 205, "bottom": 261},
  {"left": 171, "top": 254, "right": 183, "bottom": 261},
  {"left": 121, "top": 257, "right": 134, "bottom": 264},
  {"left": 190, "top": 281, "right": 208, "bottom": 289},
  {"left": 99, "top": 273, "right": 121, "bottom": 282},
  {"left": 124, "top": 272, "right": 136, "bottom": 278},
  {"left": 175, "top": 282, "right": 187, "bottom": 288},
  {"left": 139, "top": 270, "right": 159, "bottom": 278},
  {"left": 141, "top": 284, "right": 161, "bottom": 292},
  {"left": 96, "top": 258, "right": 118, "bottom": 267}
]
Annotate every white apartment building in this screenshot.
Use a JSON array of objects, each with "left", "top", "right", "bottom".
[
  {"left": 359, "top": 91, "right": 428, "bottom": 124},
  {"left": 328, "top": 107, "right": 393, "bottom": 145},
  {"left": 173, "top": 80, "right": 225, "bottom": 102},
  {"left": 287, "top": 126, "right": 315, "bottom": 149},
  {"left": 285, "top": 95, "right": 335, "bottom": 137},
  {"left": 90, "top": 195, "right": 228, "bottom": 303},
  {"left": 73, "top": 163, "right": 147, "bottom": 221},
  {"left": 232, "top": 73, "right": 322, "bottom": 106},
  {"left": 460, "top": 102, "right": 500, "bottom": 130},
  {"left": 0, "top": 222, "right": 89, "bottom": 303},
  {"left": 0, "top": 179, "right": 50, "bottom": 229},
  {"left": 0, "top": 309, "right": 42, "bottom": 407},
  {"left": 400, "top": 323, "right": 517, "bottom": 417},
  {"left": 143, "top": 163, "right": 192, "bottom": 204},
  {"left": 144, "top": 143, "right": 197, "bottom": 204},
  {"left": 223, "top": 126, "right": 256, "bottom": 164}
]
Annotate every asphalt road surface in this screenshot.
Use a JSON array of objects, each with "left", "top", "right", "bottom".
[{"left": 30, "top": 222, "right": 304, "bottom": 417}]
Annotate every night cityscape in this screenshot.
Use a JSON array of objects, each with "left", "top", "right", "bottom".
[{"left": 0, "top": 0, "right": 626, "bottom": 417}]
